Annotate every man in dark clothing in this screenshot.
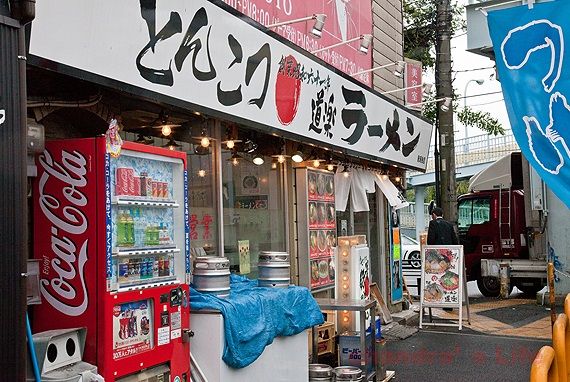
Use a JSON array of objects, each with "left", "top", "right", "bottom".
[{"left": 427, "top": 207, "right": 458, "bottom": 245}]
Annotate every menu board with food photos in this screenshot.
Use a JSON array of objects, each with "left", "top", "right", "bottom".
[
  {"left": 296, "top": 168, "right": 336, "bottom": 291},
  {"left": 419, "top": 245, "right": 467, "bottom": 330}
]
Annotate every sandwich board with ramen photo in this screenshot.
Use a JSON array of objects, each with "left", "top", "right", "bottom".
[{"left": 419, "top": 245, "right": 470, "bottom": 330}]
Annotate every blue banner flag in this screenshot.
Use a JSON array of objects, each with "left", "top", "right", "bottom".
[{"left": 488, "top": 1, "right": 570, "bottom": 208}]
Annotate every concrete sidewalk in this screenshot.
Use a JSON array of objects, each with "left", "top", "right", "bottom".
[{"left": 419, "top": 295, "right": 552, "bottom": 339}]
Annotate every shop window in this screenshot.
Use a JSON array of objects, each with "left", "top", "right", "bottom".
[
  {"left": 187, "top": 146, "right": 219, "bottom": 258},
  {"left": 221, "top": 151, "right": 286, "bottom": 278}
]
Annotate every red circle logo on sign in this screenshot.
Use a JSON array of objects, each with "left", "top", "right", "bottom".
[{"left": 275, "top": 55, "right": 302, "bottom": 125}]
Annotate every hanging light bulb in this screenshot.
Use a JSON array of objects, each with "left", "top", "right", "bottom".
[
  {"left": 277, "top": 154, "right": 286, "bottom": 164},
  {"left": 325, "top": 157, "right": 335, "bottom": 172},
  {"left": 312, "top": 159, "right": 321, "bottom": 168},
  {"left": 200, "top": 136, "right": 210, "bottom": 148},
  {"left": 271, "top": 162, "right": 277, "bottom": 169},
  {"left": 342, "top": 165, "right": 350, "bottom": 178},
  {"left": 253, "top": 154, "right": 264, "bottom": 166},
  {"left": 395, "top": 176, "right": 401, "bottom": 183},
  {"left": 161, "top": 124, "right": 172, "bottom": 137},
  {"left": 163, "top": 138, "right": 180, "bottom": 151},
  {"left": 292, "top": 151, "right": 304, "bottom": 163},
  {"left": 382, "top": 174, "right": 389, "bottom": 181},
  {"left": 226, "top": 139, "right": 235, "bottom": 149},
  {"left": 198, "top": 169, "right": 206, "bottom": 177},
  {"left": 227, "top": 151, "right": 242, "bottom": 166}
]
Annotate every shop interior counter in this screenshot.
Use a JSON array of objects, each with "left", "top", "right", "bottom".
[
  {"left": 190, "top": 310, "right": 309, "bottom": 381},
  {"left": 313, "top": 298, "right": 377, "bottom": 381}
]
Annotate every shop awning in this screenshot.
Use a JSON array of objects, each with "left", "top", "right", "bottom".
[
  {"left": 28, "top": 0, "right": 433, "bottom": 172},
  {"left": 335, "top": 166, "right": 409, "bottom": 212}
]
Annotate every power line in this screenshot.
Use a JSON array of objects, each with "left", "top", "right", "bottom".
[
  {"left": 467, "top": 98, "right": 505, "bottom": 107},
  {"left": 458, "top": 90, "right": 503, "bottom": 99},
  {"left": 453, "top": 66, "right": 495, "bottom": 73}
]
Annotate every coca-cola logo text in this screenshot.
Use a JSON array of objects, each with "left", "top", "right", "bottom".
[{"left": 38, "top": 149, "right": 90, "bottom": 316}]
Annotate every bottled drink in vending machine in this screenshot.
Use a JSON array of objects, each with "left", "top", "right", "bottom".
[
  {"left": 140, "top": 258, "right": 149, "bottom": 279},
  {"left": 126, "top": 210, "right": 135, "bottom": 246},
  {"left": 153, "top": 225, "right": 160, "bottom": 246},
  {"left": 117, "top": 211, "right": 127, "bottom": 247},
  {"left": 140, "top": 172, "right": 148, "bottom": 196},
  {"left": 158, "top": 257, "right": 165, "bottom": 277},
  {"left": 168, "top": 254, "right": 174, "bottom": 277},
  {"left": 118, "top": 260, "right": 129, "bottom": 282},
  {"left": 144, "top": 224, "right": 152, "bottom": 247},
  {"left": 133, "top": 209, "right": 145, "bottom": 247},
  {"left": 159, "top": 223, "right": 168, "bottom": 245},
  {"left": 153, "top": 258, "right": 159, "bottom": 278},
  {"left": 146, "top": 257, "right": 153, "bottom": 279}
]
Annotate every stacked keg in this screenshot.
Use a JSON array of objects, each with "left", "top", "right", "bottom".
[
  {"left": 192, "top": 256, "right": 230, "bottom": 298},
  {"left": 332, "top": 366, "right": 364, "bottom": 381},
  {"left": 257, "top": 251, "right": 290, "bottom": 288},
  {"left": 309, "top": 365, "right": 364, "bottom": 381},
  {"left": 309, "top": 364, "right": 333, "bottom": 382}
]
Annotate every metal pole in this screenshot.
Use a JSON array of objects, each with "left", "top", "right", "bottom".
[
  {"left": 499, "top": 263, "right": 510, "bottom": 299},
  {"left": 434, "top": 124, "right": 441, "bottom": 207},
  {"left": 548, "top": 262, "right": 556, "bottom": 328},
  {"left": 0, "top": 15, "right": 29, "bottom": 378},
  {"left": 435, "top": 0, "right": 457, "bottom": 224}
]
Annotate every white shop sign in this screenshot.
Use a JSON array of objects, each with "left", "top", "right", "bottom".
[{"left": 29, "top": 0, "right": 433, "bottom": 171}]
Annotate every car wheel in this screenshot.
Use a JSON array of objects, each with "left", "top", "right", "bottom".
[
  {"left": 409, "top": 251, "right": 421, "bottom": 269},
  {"left": 477, "top": 276, "right": 501, "bottom": 297}
]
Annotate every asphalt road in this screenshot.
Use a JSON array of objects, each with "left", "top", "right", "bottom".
[{"left": 384, "top": 330, "right": 549, "bottom": 382}]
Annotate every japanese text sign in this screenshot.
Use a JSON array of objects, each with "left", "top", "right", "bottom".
[{"left": 30, "top": 0, "right": 432, "bottom": 171}]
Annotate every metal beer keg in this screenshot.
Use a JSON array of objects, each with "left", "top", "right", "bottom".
[
  {"left": 309, "top": 364, "right": 333, "bottom": 382},
  {"left": 257, "top": 251, "right": 290, "bottom": 288},
  {"left": 192, "top": 256, "right": 230, "bottom": 298},
  {"left": 333, "top": 366, "right": 364, "bottom": 381}
]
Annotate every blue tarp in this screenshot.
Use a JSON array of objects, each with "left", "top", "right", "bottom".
[{"left": 190, "top": 274, "right": 324, "bottom": 368}]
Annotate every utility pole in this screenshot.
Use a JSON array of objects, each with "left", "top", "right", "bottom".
[{"left": 435, "top": 0, "right": 457, "bottom": 225}]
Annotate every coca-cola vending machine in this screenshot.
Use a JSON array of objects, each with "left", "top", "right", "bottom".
[{"left": 33, "top": 137, "right": 191, "bottom": 381}]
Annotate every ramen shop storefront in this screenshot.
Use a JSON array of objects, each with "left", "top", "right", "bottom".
[{"left": 28, "top": 0, "right": 433, "bottom": 378}]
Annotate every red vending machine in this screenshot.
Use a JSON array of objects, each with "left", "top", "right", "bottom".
[{"left": 33, "top": 138, "right": 191, "bottom": 381}]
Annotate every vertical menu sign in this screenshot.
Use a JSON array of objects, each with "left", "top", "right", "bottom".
[
  {"left": 420, "top": 246, "right": 463, "bottom": 308},
  {"left": 307, "top": 169, "right": 336, "bottom": 290}
]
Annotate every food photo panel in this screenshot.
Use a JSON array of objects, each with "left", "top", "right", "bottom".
[{"left": 421, "top": 246, "right": 463, "bottom": 307}]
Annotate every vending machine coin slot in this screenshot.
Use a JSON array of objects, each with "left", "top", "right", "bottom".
[{"left": 170, "top": 288, "right": 182, "bottom": 307}]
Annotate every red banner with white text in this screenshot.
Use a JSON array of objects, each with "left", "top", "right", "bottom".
[{"left": 223, "top": 0, "right": 373, "bottom": 85}]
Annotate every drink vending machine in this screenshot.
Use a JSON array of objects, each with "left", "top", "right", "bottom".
[{"left": 33, "top": 138, "right": 191, "bottom": 381}]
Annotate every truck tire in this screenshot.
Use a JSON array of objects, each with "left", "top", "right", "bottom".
[{"left": 477, "top": 276, "right": 500, "bottom": 297}]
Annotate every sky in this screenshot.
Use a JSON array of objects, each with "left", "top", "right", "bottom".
[{"left": 450, "top": 2, "right": 512, "bottom": 141}]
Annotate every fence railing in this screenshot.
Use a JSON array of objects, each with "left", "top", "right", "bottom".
[
  {"left": 399, "top": 202, "right": 430, "bottom": 229},
  {"left": 409, "top": 130, "right": 519, "bottom": 175}
]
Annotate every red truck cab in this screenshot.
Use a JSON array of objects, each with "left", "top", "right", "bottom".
[
  {"left": 457, "top": 152, "right": 544, "bottom": 297},
  {"left": 458, "top": 189, "right": 528, "bottom": 296}
]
